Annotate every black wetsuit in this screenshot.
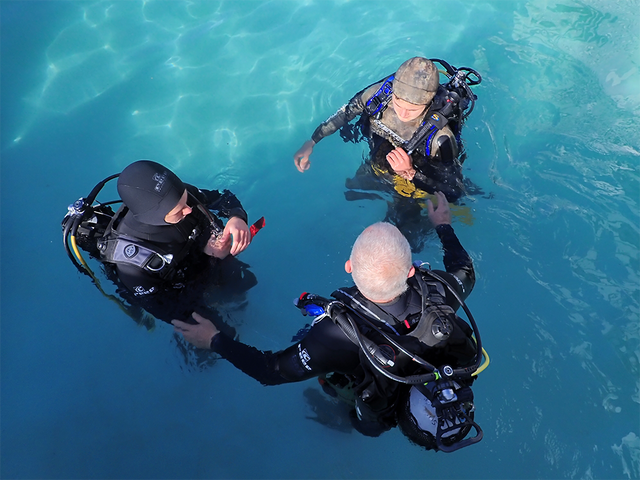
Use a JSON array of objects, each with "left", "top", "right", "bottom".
[
  {"left": 209, "top": 224, "right": 475, "bottom": 434},
  {"left": 103, "top": 184, "right": 256, "bottom": 327}
]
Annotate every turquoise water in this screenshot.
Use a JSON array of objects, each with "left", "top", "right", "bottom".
[{"left": 1, "top": 1, "right": 639, "bottom": 478}]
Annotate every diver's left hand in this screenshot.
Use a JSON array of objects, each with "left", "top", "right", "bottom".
[
  {"left": 172, "top": 312, "right": 219, "bottom": 350},
  {"left": 386, "top": 148, "right": 416, "bottom": 181}
]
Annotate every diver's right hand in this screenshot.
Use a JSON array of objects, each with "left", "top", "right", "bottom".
[
  {"left": 293, "top": 139, "right": 315, "bottom": 173},
  {"left": 172, "top": 312, "right": 219, "bottom": 350}
]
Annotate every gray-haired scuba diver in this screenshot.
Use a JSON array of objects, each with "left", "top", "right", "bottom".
[{"left": 173, "top": 192, "right": 488, "bottom": 452}]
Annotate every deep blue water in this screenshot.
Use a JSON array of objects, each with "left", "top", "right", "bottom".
[{"left": 1, "top": 1, "right": 639, "bottom": 479}]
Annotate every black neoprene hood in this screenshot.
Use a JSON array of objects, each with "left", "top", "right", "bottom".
[{"left": 117, "top": 160, "right": 185, "bottom": 226}]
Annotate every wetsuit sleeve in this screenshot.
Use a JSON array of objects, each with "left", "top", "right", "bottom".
[
  {"left": 211, "top": 333, "right": 292, "bottom": 386},
  {"left": 310, "top": 83, "right": 381, "bottom": 144},
  {"left": 435, "top": 224, "right": 475, "bottom": 300},
  {"left": 188, "top": 184, "right": 248, "bottom": 224},
  {"left": 210, "top": 317, "right": 360, "bottom": 386},
  {"left": 412, "top": 170, "right": 461, "bottom": 202}
]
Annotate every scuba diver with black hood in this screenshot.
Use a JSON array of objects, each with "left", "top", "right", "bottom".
[
  {"left": 293, "top": 56, "right": 482, "bottom": 252},
  {"left": 62, "top": 160, "right": 264, "bottom": 331},
  {"left": 173, "top": 191, "right": 489, "bottom": 452}
]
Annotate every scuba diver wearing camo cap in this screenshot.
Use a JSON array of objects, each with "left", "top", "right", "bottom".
[
  {"left": 294, "top": 56, "right": 481, "bottom": 201},
  {"left": 293, "top": 57, "right": 482, "bottom": 252}
]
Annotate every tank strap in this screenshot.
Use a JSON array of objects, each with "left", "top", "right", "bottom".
[
  {"left": 406, "top": 273, "right": 457, "bottom": 345},
  {"left": 364, "top": 75, "right": 394, "bottom": 117},
  {"left": 332, "top": 288, "right": 402, "bottom": 335},
  {"left": 404, "top": 89, "right": 453, "bottom": 155},
  {"left": 416, "top": 275, "right": 447, "bottom": 306}
]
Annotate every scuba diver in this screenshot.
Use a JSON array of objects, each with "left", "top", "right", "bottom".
[
  {"left": 62, "top": 160, "right": 264, "bottom": 342},
  {"left": 293, "top": 56, "right": 482, "bottom": 252},
  {"left": 173, "top": 192, "right": 489, "bottom": 451}
]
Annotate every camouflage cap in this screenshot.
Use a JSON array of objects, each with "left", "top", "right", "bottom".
[{"left": 393, "top": 57, "right": 439, "bottom": 105}]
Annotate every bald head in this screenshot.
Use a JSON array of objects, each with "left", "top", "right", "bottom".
[{"left": 348, "top": 222, "right": 414, "bottom": 303}]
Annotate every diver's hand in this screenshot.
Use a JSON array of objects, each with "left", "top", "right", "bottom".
[
  {"left": 427, "top": 191, "right": 452, "bottom": 226},
  {"left": 172, "top": 313, "right": 219, "bottom": 350},
  {"left": 224, "top": 216, "right": 251, "bottom": 256},
  {"left": 294, "top": 140, "right": 315, "bottom": 173},
  {"left": 204, "top": 217, "right": 250, "bottom": 258},
  {"left": 386, "top": 148, "right": 416, "bottom": 180}
]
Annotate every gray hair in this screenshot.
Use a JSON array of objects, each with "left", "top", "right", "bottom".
[{"left": 350, "top": 222, "right": 412, "bottom": 302}]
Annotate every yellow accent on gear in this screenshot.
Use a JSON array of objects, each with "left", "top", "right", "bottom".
[
  {"left": 473, "top": 347, "right": 490, "bottom": 376},
  {"left": 370, "top": 164, "right": 474, "bottom": 225},
  {"left": 70, "top": 234, "right": 155, "bottom": 330}
]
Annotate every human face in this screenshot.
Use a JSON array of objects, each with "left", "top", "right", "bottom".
[
  {"left": 391, "top": 94, "right": 428, "bottom": 122},
  {"left": 164, "top": 190, "right": 192, "bottom": 224}
]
